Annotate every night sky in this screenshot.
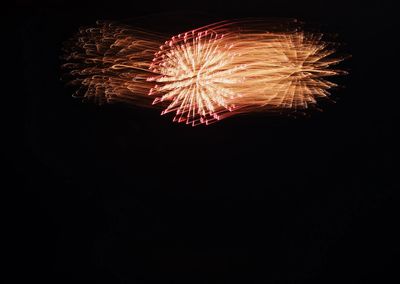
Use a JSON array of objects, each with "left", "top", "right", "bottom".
[{"left": 13, "top": 1, "right": 399, "bottom": 283}]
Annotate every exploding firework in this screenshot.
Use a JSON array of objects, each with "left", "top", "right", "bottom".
[
  {"left": 61, "top": 21, "right": 164, "bottom": 107},
  {"left": 147, "top": 24, "right": 245, "bottom": 125},
  {"left": 62, "top": 19, "right": 347, "bottom": 126},
  {"left": 148, "top": 20, "right": 347, "bottom": 125}
]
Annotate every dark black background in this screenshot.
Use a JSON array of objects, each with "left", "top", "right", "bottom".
[{"left": 14, "top": 0, "right": 398, "bottom": 283}]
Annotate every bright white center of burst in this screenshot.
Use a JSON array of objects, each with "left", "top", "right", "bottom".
[{"left": 148, "top": 32, "right": 243, "bottom": 125}]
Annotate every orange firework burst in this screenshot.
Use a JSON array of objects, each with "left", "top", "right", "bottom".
[
  {"left": 62, "top": 19, "right": 347, "bottom": 126},
  {"left": 61, "top": 21, "right": 164, "bottom": 107},
  {"left": 148, "top": 25, "right": 245, "bottom": 125},
  {"left": 148, "top": 20, "right": 347, "bottom": 125}
]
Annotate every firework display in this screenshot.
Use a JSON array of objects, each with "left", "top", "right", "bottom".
[{"left": 62, "top": 19, "right": 347, "bottom": 126}]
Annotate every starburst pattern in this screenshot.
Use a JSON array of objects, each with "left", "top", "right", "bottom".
[{"left": 148, "top": 28, "right": 246, "bottom": 125}]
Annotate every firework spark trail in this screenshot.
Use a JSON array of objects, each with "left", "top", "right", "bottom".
[
  {"left": 61, "top": 21, "right": 165, "bottom": 107},
  {"left": 148, "top": 20, "right": 347, "bottom": 125}
]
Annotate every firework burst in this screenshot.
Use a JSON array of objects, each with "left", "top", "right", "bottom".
[
  {"left": 147, "top": 25, "right": 246, "bottom": 125},
  {"left": 61, "top": 22, "right": 164, "bottom": 107}
]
